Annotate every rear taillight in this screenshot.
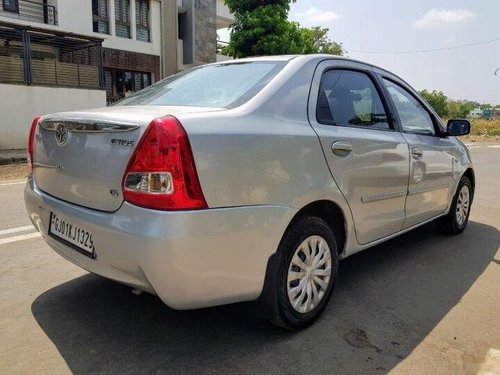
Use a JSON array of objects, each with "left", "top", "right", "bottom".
[
  {"left": 122, "top": 116, "right": 207, "bottom": 211},
  {"left": 27, "top": 116, "right": 41, "bottom": 175}
]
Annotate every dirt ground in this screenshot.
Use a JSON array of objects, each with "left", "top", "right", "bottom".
[
  {"left": 463, "top": 135, "right": 500, "bottom": 143},
  {"left": 0, "top": 163, "right": 28, "bottom": 182}
]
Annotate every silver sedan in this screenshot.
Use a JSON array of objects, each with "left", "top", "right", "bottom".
[{"left": 24, "top": 55, "right": 474, "bottom": 329}]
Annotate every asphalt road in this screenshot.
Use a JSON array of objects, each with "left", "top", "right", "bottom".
[{"left": 0, "top": 145, "right": 499, "bottom": 375}]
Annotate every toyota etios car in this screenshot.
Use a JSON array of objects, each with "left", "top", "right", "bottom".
[{"left": 25, "top": 55, "right": 474, "bottom": 329}]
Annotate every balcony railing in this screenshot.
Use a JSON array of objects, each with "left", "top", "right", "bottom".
[
  {"left": 0, "top": 21, "right": 103, "bottom": 90},
  {"left": 1, "top": 0, "right": 58, "bottom": 26}
]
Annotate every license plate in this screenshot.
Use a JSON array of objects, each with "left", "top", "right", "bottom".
[{"left": 49, "top": 212, "right": 95, "bottom": 257}]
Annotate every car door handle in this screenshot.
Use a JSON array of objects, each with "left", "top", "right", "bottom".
[
  {"left": 331, "top": 141, "right": 353, "bottom": 156},
  {"left": 411, "top": 147, "right": 423, "bottom": 159}
]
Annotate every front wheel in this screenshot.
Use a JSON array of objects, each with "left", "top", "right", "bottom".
[
  {"left": 439, "top": 176, "right": 473, "bottom": 234},
  {"left": 270, "top": 216, "right": 339, "bottom": 330}
]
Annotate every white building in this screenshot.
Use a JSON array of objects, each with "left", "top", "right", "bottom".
[
  {"left": 0, "top": 0, "right": 233, "bottom": 149},
  {"left": 468, "top": 108, "right": 483, "bottom": 119}
]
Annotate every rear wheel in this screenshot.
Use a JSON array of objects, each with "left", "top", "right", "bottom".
[
  {"left": 439, "top": 176, "right": 473, "bottom": 234},
  {"left": 270, "top": 216, "right": 339, "bottom": 330}
]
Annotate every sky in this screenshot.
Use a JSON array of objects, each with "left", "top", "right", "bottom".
[{"left": 219, "top": 1, "right": 500, "bottom": 104}]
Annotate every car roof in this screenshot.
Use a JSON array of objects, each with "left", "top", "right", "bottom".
[
  {"left": 218, "top": 55, "right": 299, "bottom": 62},
  {"left": 218, "top": 54, "right": 398, "bottom": 77}
]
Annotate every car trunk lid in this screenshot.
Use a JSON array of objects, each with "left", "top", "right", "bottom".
[{"left": 33, "top": 106, "right": 221, "bottom": 212}]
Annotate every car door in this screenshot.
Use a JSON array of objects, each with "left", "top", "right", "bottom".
[
  {"left": 381, "top": 77, "right": 455, "bottom": 228},
  {"left": 308, "top": 60, "right": 410, "bottom": 245}
]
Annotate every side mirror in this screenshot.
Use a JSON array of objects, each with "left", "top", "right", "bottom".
[{"left": 447, "top": 119, "right": 471, "bottom": 137}]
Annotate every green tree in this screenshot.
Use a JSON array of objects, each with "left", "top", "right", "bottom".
[
  {"left": 446, "top": 101, "right": 462, "bottom": 118},
  {"left": 223, "top": 0, "right": 343, "bottom": 58},
  {"left": 460, "top": 102, "right": 476, "bottom": 118},
  {"left": 298, "top": 26, "right": 344, "bottom": 55},
  {"left": 447, "top": 100, "right": 476, "bottom": 119},
  {"left": 419, "top": 90, "right": 479, "bottom": 119},
  {"left": 419, "top": 90, "right": 449, "bottom": 117}
]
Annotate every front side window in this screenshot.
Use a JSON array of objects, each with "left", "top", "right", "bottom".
[
  {"left": 2, "top": 0, "right": 19, "bottom": 13},
  {"left": 92, "top": 0, "right": 109, "bottom": 34},
  {"left": 383, "top": 79, "right": 435, "bottom": 136},
  {"left": 136, "top": 0, "right": 150, "bottom": 42},
  {"left": 316, "top": 70, "right": 389, "bottom": 129},
  {"left": 115, "top": 0, "right": 130, "bottom": 38},
  {"left": 116, "top": 61, "right": 286, "bottom": 108}
]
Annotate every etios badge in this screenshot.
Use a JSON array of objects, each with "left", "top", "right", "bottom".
[{"left": 55, "top": 124, "right": 68, "bottom": 146}]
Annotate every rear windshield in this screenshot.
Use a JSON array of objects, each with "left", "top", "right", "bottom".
[{"left": 115, "top": 61, "right": 287, "bottom": 108}]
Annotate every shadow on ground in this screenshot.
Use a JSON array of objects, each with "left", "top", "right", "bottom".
[{"left": 31, "top": 221, "right": 499, "bottom": 374}]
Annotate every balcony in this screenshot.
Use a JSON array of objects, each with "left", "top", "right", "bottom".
[
  {"left": 0, "top": 21, "right": 103, "bottom": 90},
  {"left": 0, "top": 0, "right": 57, "bottom": 26}
]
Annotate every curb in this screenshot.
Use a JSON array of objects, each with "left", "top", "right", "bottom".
[
  {"left": 0, "top": 150, "right": 27, "bottom": 166},
  {"left": 0, "top": 157, "right": 27, "bottom": 166}
]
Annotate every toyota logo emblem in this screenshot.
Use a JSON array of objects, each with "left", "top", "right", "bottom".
[{"left": 55, "top": 124, "right": 68, "bottom": 146}]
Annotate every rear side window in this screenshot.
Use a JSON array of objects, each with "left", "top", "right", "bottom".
[
  {"left": 116, "top": 61, "right": 286, "bottom": 108},
  {"left": 383, "top": 79, "right": 435, "bottom": 136},
  {"left": 316, "top": 70, "right": 389, "bottom": 130}
]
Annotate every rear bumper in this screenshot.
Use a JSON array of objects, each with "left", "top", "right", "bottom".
[{"left": 24, "top": 178, "right": 295, "bottom": 309}]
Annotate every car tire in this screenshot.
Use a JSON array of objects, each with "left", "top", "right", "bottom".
[
  {"left": 270, "top": 216, "right": 339, "bottom": 330},
  {"left": 439, "top": 176, "right": 473, "bottom": 235}
]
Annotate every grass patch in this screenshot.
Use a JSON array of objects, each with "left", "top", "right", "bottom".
[{"left": 469, "top": 119, "right": 500, "bottom": 137}]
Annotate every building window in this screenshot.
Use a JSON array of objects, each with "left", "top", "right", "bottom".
[
  {"left": 2, "top": 0, "right": 19, "bottom": 13},
  {"left": 135, "top": 0, "right": 150, "bottom": 42},
  {"left": 105, "top": 69, "right": 152, "bottom": 104},
  {"left": 115, "top": 0, "right": 130, "bottom": 38},
  {"left": 92, "top": 0, "right": 109, "bottom": 34}
]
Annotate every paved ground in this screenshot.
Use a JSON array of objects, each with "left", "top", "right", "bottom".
[{"left": 0, "top": 146, "right": 499, "bottom": 375}]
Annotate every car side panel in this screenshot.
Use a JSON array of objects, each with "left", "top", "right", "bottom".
[{"left": 181, "top": 115, "right": 338, "bottom": 208}]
